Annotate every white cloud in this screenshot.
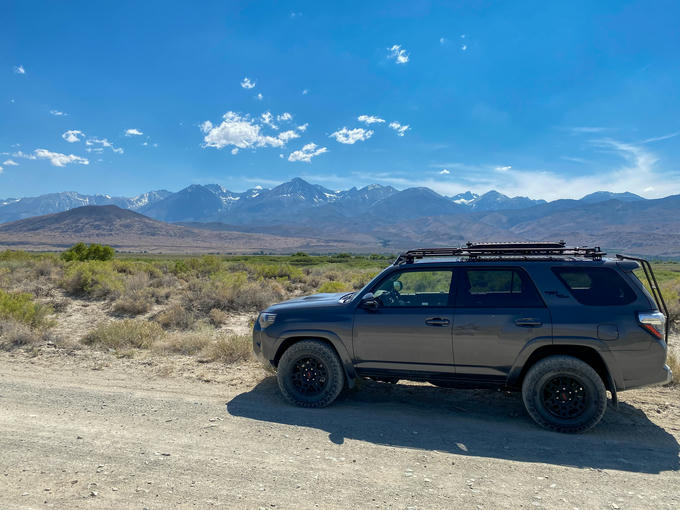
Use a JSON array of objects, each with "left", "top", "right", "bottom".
[
  {"left": 640, "top": 131, "right": 680, "bottom": 144},
  {"left": 439, "top": 169, "right": 450, "bottom": 175},
  {"left": 125, "top": 128, "right": 143, "bottom": 136},
  {"left": 388, "top": 44, "right": 409, "bottom": 64},
  {"left": 62, "top": 130, "right": 85, "bottom": 143},
  {"left": 231, "top": 148, "right": 239, "bottom": 155},
  {"left": 569, "top": 126, "right": 607, "bottom": 134},
  {"left": 3, "top": 159, "right": 19, "bottom": 166},
  {"left": 357, "top": 115, "right": 385, "bottom": 125},
  {"left": 288, "top": 143, "right": 327, "bottom": 163},
  {"left": 495, "top": 165, "right": 512, "bottom": 172},
  {"left": 85, "top": 137, "right": 123, "bottom": 154},
  {"left": 388, "top": 121, "right": 410, "bottom": 136},
  {"left": 256, "top": 93, "right": 263, "bottom": 101},
  {"left": 261, "top": 111, "right": 277, "bottom": 129},
  {"left": 200, "top": 111, "right": 301, "bottom": 152},
  {"left": 277, "top": 112, "right": 292, "bottom": 122},
  {"left": 14, "top": 65, "right": 25, "bottom": 75},
  {"left": 50, "top": 109, "right": 67, "bottom": 116},
  {"left": 302, "top": 89, "right": 309, "bottom": 95},
  {"left": 330, "top": 127, "right": 374, "bottom": 144},
  {"left": 29, "top": 149, "right": 89, "bottom": 167},
  {"left": 0, "top": 165, "right": 3, "bottom": 174},
  {"left": 297, "top": 123, "right": 308, "bottom": 132},
  {"left": 461, "top": 44, "right": 468, "bottom": 51},
  {"left": 240, "top": 77, "right": 256, "bottom": 89},
  {"left": 277, "top": 130, "right": 300, "bottom": 143},
  {"left": 439, "top": 37, "right": 446, "bottom": 45}
]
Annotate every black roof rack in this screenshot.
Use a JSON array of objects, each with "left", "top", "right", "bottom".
[{"left": 393, "top": 241, "right": 606, "bottom": 265}]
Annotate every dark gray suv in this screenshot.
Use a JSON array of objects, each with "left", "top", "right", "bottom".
[{"left": 253, "top": 242, "right": 672, "bottom": 433}]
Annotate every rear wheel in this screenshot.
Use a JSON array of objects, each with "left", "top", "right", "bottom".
[
  {"left": 522, "top": 355, "right": 607, "bottom": 433},
  {"left": 277, "top": 340, "right": 345, "bottom": 408}
]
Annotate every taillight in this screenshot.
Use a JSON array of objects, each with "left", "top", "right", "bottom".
[{"left": 638, "top": 312, "right": 666, "bottom": 340}]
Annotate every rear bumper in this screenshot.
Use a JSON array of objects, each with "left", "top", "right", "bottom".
[{"left": 622, "top": 364, "right": 672, "bottom": 390}]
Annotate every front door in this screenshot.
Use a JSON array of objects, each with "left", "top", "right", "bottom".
[
  {"left": 452, "top": 267, "right": 552, "bottom": 382},
  {"left": 353, "top": 268, "right": 455, "bottom": 374}
]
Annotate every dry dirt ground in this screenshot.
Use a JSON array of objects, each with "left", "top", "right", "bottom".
[{"left": 1, "top": 342, "right": 679, "bottom": 510}]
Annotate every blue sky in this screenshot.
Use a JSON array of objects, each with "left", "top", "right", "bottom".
[{"left": 2, "top": 0, "right": 680, "bottom": 200}]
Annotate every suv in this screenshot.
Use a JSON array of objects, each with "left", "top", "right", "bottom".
[{"left": 253, "top": 242, "right": 672, "bottom": 433}]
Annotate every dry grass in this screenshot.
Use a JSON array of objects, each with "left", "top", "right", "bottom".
[
  {"left": 82, "top": 319, "right": 164, "bottom": 350},
  {"left": 208, "top": 308, "right": 229, "bottom": 326},
  {"left": 198, "top": 335, "right": 253, "bottom": 364},
  {"left": 667, "top": 352, "right": 679, "bottom": 384},
  {"left": 152, "top": 330, "right": 211, "bottom": 355},
  {"left": 0, "top": 320, "right": 45, "bottom": 350}
]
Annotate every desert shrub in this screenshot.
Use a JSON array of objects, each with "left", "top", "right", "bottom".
[
  {"left": 60, "top": 261, "right": 124, "bottom": 298},
  {"left": 0, "top": 320, "right": 44, "bottom": 350},
  {"left": 667, "top": 352, "right": 679, "bottom": 384},
  {"left": 199, "top": 334, "right": 253, "bottom": 364},
  {"left": 0, "top": 289, "right": 52, "bottom": 328},
  {"left": 61, "top": 242, "right": 115, "bottom": 262},
  {"left": 112, "top": 273, "right": 154, "bottom": 316},
  {"left": 318, "top": 281, "right": 352, "bottom": 293},
  {"left": 155, "top": 304, "right": 196, "bottom": 330},
  {"left": 659, "top": 278, "right": 680, "bottom": 331},
  {"left": 255, "top": 263, "right": 303, "bottom": 281},
  {"left": 32, "top": 256, "right": 60, "bottom": 279},
  {"left": 208, "top": 308, "right": 229, "bottom": 326},
  {"left": 82, "top": 319, "right": 164, "bottom": 350}
]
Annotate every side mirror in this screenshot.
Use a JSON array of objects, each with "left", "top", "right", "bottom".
[{"left": 359, "top": 292, "right": 379, "bottom": 311}]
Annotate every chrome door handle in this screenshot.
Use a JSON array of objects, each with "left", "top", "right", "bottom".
[
  {"left": 425, "top": 317, "right": 450, "bottom": 327},
  {"left": 515, "top": 318, "right": 542, "bottom": 327}
]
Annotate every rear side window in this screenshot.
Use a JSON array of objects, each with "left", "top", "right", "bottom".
[
  {"left": 457, "top": 268, "right": 544, "bottom": 308},
  {"left": 552, "top": 267, "right": 636, "bottom": 306}
]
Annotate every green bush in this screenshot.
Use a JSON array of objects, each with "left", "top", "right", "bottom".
[
  {"left": 60, "top": 261, "right": 124, "bottom": 298},
  {"left": 61, "top": 243, "right": 115, "bottom": 262},
  {"left": 0, "top": 289, "right": 52, "bottom": 328},
  {"left": 318, "top": 281, "right": 352, "bottom": 293}
]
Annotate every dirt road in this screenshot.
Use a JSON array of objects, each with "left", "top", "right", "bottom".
[{"left": 1, "top": 348, "right": 679, "bottom": 509}]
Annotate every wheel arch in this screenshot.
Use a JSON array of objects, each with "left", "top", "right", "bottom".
[
  {"left": 273, "top": 331, "right": 357, "bottom": 388},
  {"left": 509, "top": 344, "right": 618, "bottom": 398}
]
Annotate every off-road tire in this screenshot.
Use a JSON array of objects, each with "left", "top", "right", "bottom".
[
  {"left": 277, "top": 340, "right": 345, "bottom": 408},
  {"left": 522, "top": 355, "right": 607, "bottom": 434}
]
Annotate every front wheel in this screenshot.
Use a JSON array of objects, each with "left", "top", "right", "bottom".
[
  {"left": 277, "top": 340, "right": 345, "bottom": 408},
  {"left": 522, "top": 355, "right": 607, "bottom": 434}
]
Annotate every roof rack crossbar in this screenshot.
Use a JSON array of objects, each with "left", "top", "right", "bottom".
[{"left": 393, "top": 241, "right": 605, "bottom": 265}]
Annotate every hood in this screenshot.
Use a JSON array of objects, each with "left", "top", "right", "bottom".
[{"left": 267, "top": 292, "right": 352, "bottom": 311}]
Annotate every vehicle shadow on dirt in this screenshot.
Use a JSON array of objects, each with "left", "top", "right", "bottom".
[{"left": 226, "top": 377, "right": 679, "bottom": 474}]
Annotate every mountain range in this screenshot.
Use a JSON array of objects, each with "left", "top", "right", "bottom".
[{"left": 0, "top": 178, "right": 677, "bottom": 256}]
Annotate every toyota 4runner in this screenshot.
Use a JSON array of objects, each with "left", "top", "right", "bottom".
[{"left": 253, "top": 242, "right": 672, "bottom": 433}]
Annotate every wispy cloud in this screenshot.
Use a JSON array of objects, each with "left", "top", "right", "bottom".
[
  {"left": 14, "top": 149, "right": 89, "bottom": 167},
  {"left": 388, "top": 44, "right": 409, "bottom": 64},
  {"left": 125, "top": 128, "right": 143, "bottom": 136},
  {"left": 13, "top": 65, "right": 26, "bottom": 75},
  {"left": 49, "top": 109, "right": 67, "bottom": 116},
  {"left": 640, "top": 131, "right": 680, "bottom": 144},
  {"left": 62, "top": 130, "right": 85, "bottom": 143},
  {"left": 3, "top": 159, "right": 18, "bottom": 166},
  {"left": 569, "top": 126, "right": 608, "bottom": 134},
  {"left": 495, "top": 165, "right": 512, "bottom": 172},
  {"left": 240, "top": 77, "right": 256, "bottom": 89},
  {"left": 256, "top": 93, "right": 263, "bottom": 101},
  {"left": 288, "top": 143, "right": 327, "bottom": 163},
  {"left": 297, "top": 123, "right": 308, "bottom": 132},
  {"left": 357, "top": 115, "right": 385, "bottom": 125},
  {"left": 260, "top": 111, "right": 277, "bottom": 129},
  {"left": 389, "top": 121, "right": 410, "bottom": 136},
  {"left": 277, "top": 112, "right": 292, "bottom": 122},
  {"left": 439, "top": 169, "right": 450, "bottom": 175},
  {"left": 302, "top": 89, "right": 309, "bottom": 95},
  {"left": 330, "top": 127, "right": 373, "bottom": 144},
  {"left": 85, "top": 137, "right": 123, "bottom": 154}
]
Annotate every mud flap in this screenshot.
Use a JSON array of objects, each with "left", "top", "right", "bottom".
[{"left": 606, "top": 370, "right": 618, "bottom": 408}]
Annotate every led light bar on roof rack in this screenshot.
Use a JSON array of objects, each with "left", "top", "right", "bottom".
[{"left": 393, "top": 241, "right": 605, "bottom": 265}]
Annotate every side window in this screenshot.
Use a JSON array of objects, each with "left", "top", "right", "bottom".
[
  {"left": 457, "top": 268, "right": 544, "bottom": 308},
  {"left": 373, "top": 270, "right": 453, "bottom": 307},
  {"left": 552, "top": 267, "right": 636, "bottom": 306}
]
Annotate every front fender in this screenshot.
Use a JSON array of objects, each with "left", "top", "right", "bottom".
[{"left": 275, "top": 329, "right": 358, "bottom": 388}]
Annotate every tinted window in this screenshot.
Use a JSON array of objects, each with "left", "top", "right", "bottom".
[
  {"left": 552, "top": 267, "right": 636, "bottom": 306},
  {"left": 373, "top": 270, "right": 453, "bottom": 307},
  {"left": 456, "top": 269, "right": 544, "bottom": 308}
]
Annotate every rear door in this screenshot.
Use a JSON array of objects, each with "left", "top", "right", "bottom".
[{"left": 452, "top": 267, "right": 551, "bottom": 382}]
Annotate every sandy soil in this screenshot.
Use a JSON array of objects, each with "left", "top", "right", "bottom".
[{"left": 0, "top": 342, "right": 679, "bottom": 510}]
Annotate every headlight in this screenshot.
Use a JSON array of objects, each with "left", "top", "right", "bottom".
[{"left": 258, "top": 312, "right": 277, "bottom": 329}]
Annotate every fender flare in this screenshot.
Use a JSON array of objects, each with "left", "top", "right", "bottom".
[
  {"left": 507, "top": 336, "right": 624, "bottom": 392},
  {"left": 274, "top": 329, "right": 358, "bottom": 388}
]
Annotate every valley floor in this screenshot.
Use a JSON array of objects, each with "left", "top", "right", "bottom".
[{"left": 1, "top": 345, "right": 679, "bottom": 509}]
